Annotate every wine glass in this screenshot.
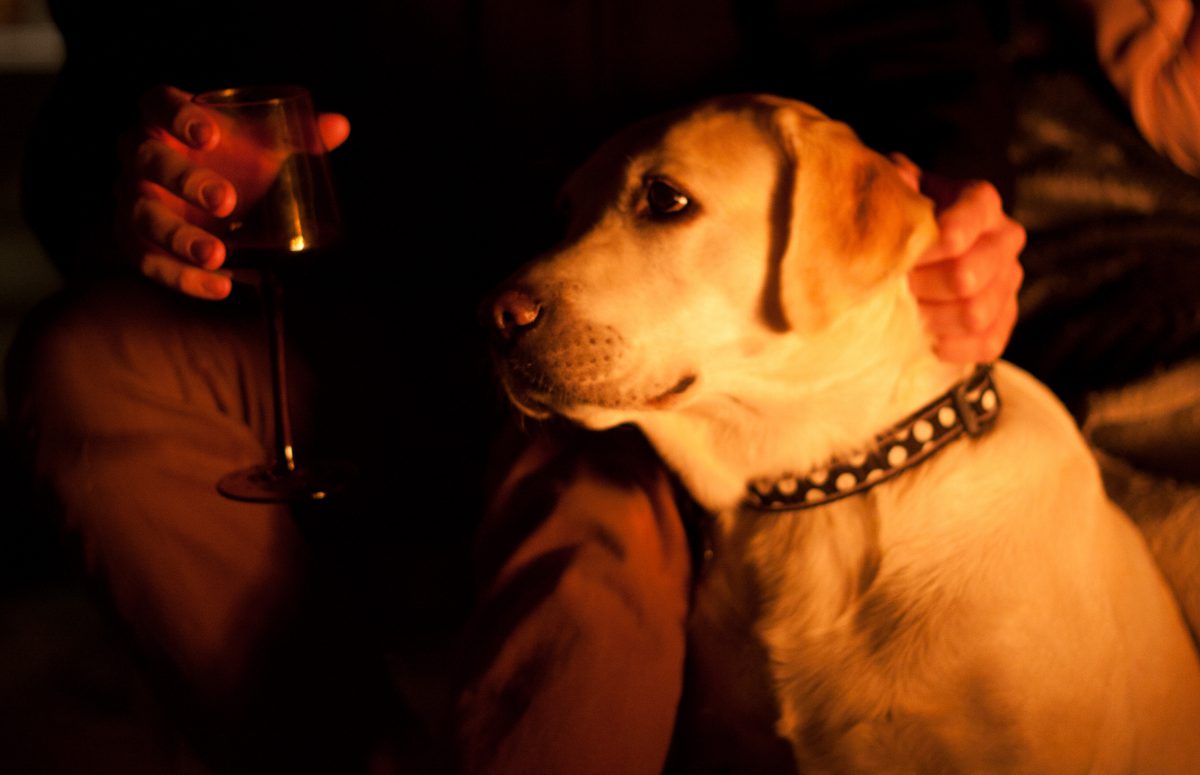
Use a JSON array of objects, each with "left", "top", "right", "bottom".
[{"left": 194, "top": 85, "right": 349, "bottom": 502}]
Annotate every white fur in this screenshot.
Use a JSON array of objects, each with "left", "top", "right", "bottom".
[{"left": 492, "top": 95, "right": 1200, "bottom": 772}]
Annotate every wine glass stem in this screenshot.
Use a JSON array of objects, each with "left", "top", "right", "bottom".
[{"left": 264, "top": 272, "right": 297, "bottom": 474}]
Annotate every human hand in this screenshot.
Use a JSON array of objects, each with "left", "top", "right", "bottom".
[
  {"left": 891, "top": 154, "right": 1026, "bottom": 364},
  {"left": 118, "top": 85, "right": 351, "bottom": 299}
]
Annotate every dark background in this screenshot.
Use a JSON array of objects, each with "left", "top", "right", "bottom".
[
  {"left": 0, "top": 6, "right": 116, "bottom": 771},
  {"left": 3, "top": 0, "right": 1200, "bottom": 771}
]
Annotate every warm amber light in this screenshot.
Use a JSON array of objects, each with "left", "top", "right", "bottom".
[{"left": 289, "top": 235, "right": 306, "bottom": 252}]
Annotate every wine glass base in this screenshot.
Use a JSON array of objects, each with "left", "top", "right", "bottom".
[{"left": 217, "top": 461, "right": 354, "bottom": 503}]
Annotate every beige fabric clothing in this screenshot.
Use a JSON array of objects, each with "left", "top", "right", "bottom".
[
  {"left": 6, "top": 278, "right": 388, "bottom": 767},
  {"left": 8, "top": 279, "right": 303, "bottom": 701},
  {"left": 1084, "top": 0, "right": 1200, "bottom": 174}
]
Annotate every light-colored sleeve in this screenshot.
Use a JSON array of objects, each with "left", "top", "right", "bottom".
[{"left": 1082, "top": 0, "right": 1200, "bottom": 175}]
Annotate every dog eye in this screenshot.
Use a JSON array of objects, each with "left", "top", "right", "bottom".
[{"left": 645, "top": 179, "right": 691, "bottom": 217}]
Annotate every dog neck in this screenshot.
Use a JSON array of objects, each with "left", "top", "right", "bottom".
[{"left": 634, "top": 280, "right": 970, "bottom": 511}]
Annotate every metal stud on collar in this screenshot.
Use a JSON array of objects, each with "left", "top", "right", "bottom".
[{"left": 744, "top": 365, "right": 1001, "bottom": 512}]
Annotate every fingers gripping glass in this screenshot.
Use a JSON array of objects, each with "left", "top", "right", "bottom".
[{"left": 195, "top": 86, "right": 350, "bottom": 502}]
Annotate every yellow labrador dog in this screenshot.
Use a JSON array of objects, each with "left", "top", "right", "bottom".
[{"left": 487, "top": 95, "right": 1200, "bottom": 773}]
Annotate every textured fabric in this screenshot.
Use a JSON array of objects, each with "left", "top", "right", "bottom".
[
  {"left": 1006, "top": 68, "right": 1200, "bottom": 413},
  {"left": 1085, "top": 359, "right": 1200, "bottom": 643}
]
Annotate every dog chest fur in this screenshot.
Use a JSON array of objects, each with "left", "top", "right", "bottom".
[
  {"left": 682, "top": 362, "right": 1182, "bottom": 773},
  {"left": 489, "top": 95, "right": 1200, "bottom": 772}
]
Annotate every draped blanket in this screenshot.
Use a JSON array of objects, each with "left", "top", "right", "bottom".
[{"left": 1007, "top": 69, "right": 1200, "bottom": 641}]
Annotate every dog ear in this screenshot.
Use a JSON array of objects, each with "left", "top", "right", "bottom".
[{"left": 770, "top": 102, "right": 938, "bottom": 331}]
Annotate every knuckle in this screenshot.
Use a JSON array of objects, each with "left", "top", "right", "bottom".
[
  {"left": 133, "top": 138, "right": 162, "bottom": 175},
  {"left": 1001, "top": 219, "right": 1027, "bottom": 254},
  {"left": 936, "top": 338, "right": 971, "bottom": 365},
  {"left": 985, "top": 328, "right": 1008, "bottom": 360},
  {"left": 138, "top": 253, "right": 162, "bottom": 282},
  {"left": 174, "top": 167, "right": 197, "bottom": 196},
  {"left": 140, "top": 253, "right": 180, "bottom": 291},
  {"left": 1009, "top": 261, "right": 1025, "bottom": 290},
  {"left": 986, "top": 304, "right": 1018, "bottom": 358},
  {"left": 950, "top": 264, "right": 979, "bottom": 297},
  {"left": 962, "top": 301, "right": 991, "bottom": 334},
  {"left": 130, "top": 197, "right": 156, "bottom": 232},
  {"left": 163, "top": 221, "right": 189, "bottom": 254},
  {"left": 133, "top": 178, "right": 161, "bottom": 199},
  {"left": 1010, "top": 219, "right": 1027, "bottom": 249},
  {"left": 969, "top": 179, "right": 1002, "bottom": 210}
]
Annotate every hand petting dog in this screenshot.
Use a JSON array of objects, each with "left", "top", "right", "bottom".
[
  {"left": 891, "top": 153, "right": 1025, "bottom": 364},
  {"left": 488, "top": 95, "right": 1200, "bottom": 772}
]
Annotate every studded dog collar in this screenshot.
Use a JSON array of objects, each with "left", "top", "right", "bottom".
[{"left": 744, "top": 365, "right": 1001, "bottom": 511}]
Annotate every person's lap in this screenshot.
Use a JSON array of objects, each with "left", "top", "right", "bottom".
[
  {"left": 7, "top": 273, "right": 695, "bottom": 771},
  {"left": 7, "top": 276, "right": 301, "bottom": 695},
  {"left": 4, "top": 276, "right": 394, "bottom": 766}
]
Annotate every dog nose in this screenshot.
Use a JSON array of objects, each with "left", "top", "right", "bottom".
[{"left": 490, "top": 288, "right": 542, "bottom": 339}]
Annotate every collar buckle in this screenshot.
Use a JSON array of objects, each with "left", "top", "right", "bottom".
[{"left": 953, "top": 380, "right": 984, "bottom": 438}]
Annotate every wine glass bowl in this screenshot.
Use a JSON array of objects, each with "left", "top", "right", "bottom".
[
  {"left": 193, "top": 85, "right": 340, "bottom": 268},
  {"left": 194, "top": 85, "right": 349, "bottom": 502}
]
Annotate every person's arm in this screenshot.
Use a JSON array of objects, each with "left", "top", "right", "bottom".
[{"left": 1081, "top": 0, "right": 1200, "bottom": 175}]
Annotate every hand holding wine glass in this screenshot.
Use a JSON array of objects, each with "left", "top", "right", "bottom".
[
  {"left": 120, "top": 85, "right": 350, "bottom": 299},
  {"left": 124, "top": 84, "right": 353, "bottom": 502},
  {"left": 204, "top": 85, "right": 352, "bottom": 501}
]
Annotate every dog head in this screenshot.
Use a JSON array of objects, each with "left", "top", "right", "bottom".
[{"left": 487, "top": 94, "right": 938, "bottom": 428}]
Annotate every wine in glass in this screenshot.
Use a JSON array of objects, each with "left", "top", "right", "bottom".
[{"left": 194, "top": 85, "right": 349, "bottom": 502}]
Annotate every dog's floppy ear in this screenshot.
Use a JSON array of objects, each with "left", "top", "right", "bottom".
[{"left": 769, "top": 101, "right": 938, "bottom": 331}]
